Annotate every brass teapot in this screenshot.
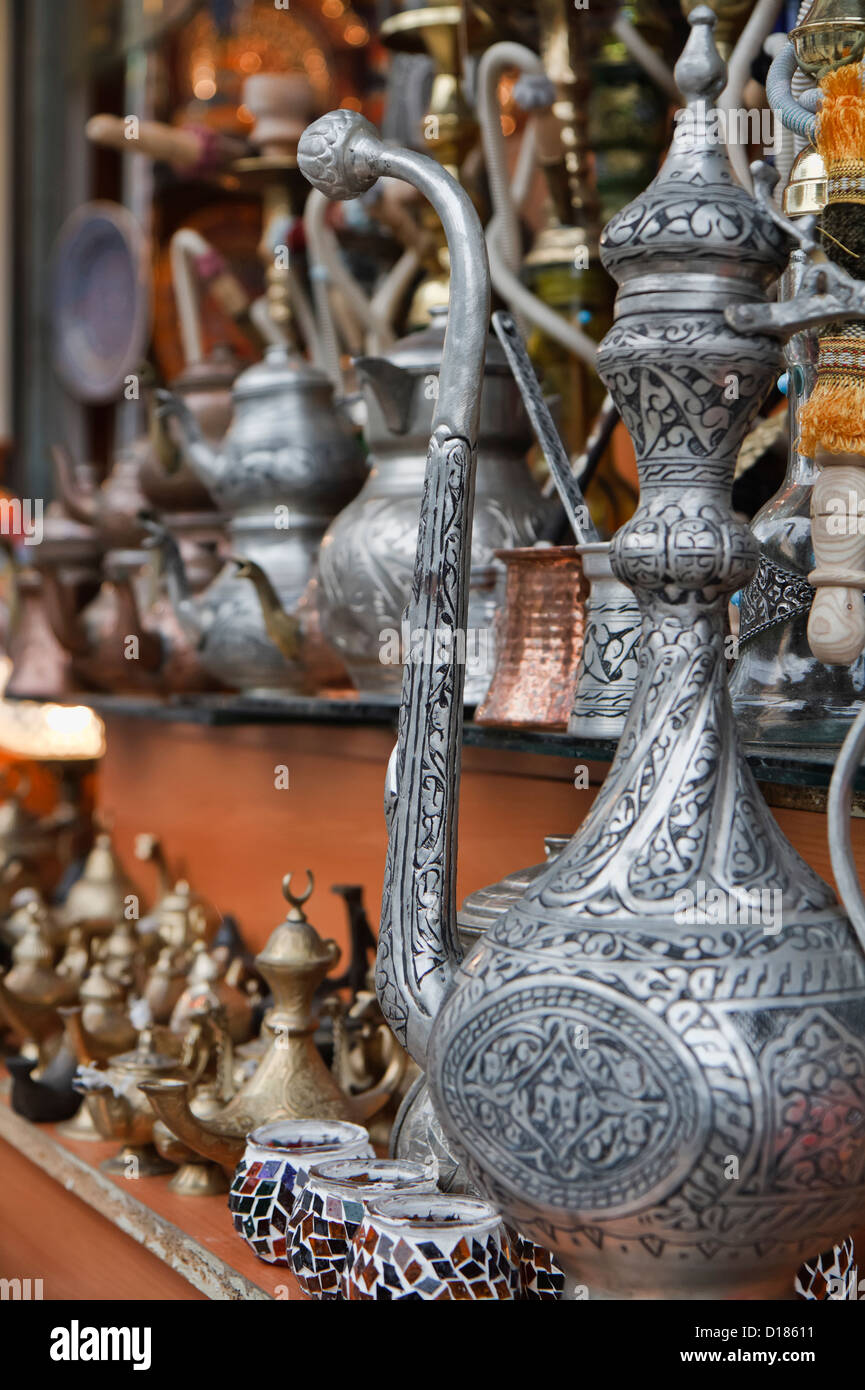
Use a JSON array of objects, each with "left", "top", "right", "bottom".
[
  {"left": 0, "top": 903, "right": 78, "bottom": 1068},
  {"left": 59, "top": 831, "right": 138, "bottom": 940},
  {"left": 61, "top": 962, "right": 138, "bottom": 1065},
  {"left": 74, "top": 1027, "right": 187, "bottom": 1176}
]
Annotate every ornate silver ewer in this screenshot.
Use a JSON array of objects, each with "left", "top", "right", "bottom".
[
  {"left": 317, "top": 309, "right": 547, "bottom": 704},
  {"left": 301, "top": 7, "right": 865, "bottom": 1300}
]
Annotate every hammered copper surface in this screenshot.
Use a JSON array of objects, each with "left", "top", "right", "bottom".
[{"left": 474, "top": 547, "right": 587, "bottom": 730}]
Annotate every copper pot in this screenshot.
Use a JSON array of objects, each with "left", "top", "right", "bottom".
[{"left": 474, "top": 546, "right": 588, "bottom": 730}]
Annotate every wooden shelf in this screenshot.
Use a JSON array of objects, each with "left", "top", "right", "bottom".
[
  {"left": 13, "top": 691, "right": 863, "bottom": 798},
  {"left": 0, "top": 1083, "right": 305, "bottom": 1301}
]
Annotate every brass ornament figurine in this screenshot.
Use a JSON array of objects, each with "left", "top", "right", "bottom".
[
  {"left": 140, "top": 873, "right": 402, "bottom": 1171},
  {"left": 301, "top": 10, "right": 865, "bottom": 1299},
  {"left": 59, "top": 831, "right": 137, "bottom": 941},
  {"left": 74, "top": 1027, "right": 186, "bottom": 1177}
]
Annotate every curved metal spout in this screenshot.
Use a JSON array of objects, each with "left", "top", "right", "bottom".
[
  {"left": 141, "top": 517, "right": 201, "bottom": 645},
  {"left": 299, "top": 110, "right": 490, "bottom": 1066},
  {"left": 342, "top": 1038, "right": 407, "bottom": 1123},
  {"left": 155, "top": 388, "right": 219, "bottom": 489},
  {"left": 139, "top": 1077, "right": 243, "bottom": 1171},
  {"left": 353, "top": 358, "right": 415, "bottom": 435},
  {"left": 40, "top": 567, "right": 92, "bottom": 657},
  {"left": 233, "top": 557, "right": 301, "bottom": 660},
  {"left": 52, "top": 443, "right": 97, "bottom": 527}
]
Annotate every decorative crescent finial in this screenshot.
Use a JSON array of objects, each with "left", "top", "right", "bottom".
[
  {"left": 297, "top": 110, "right": 380, "bottom": 201},
  {"left": 676, "top": 5, "right": 726, "bottom": 108},
  {"left": 282, "top": 870, "right": 315, "bottom": 917}
]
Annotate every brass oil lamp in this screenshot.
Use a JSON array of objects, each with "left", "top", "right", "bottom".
[
  {"left": 140, "top": 873, "right": 403, "bottom": 1171},
  {"left": 74, "top": 1027, "right": 187, "bottom": 1177}
]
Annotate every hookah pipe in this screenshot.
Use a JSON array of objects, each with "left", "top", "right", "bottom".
[
  {"left": 476, "top": 41, "right": 599, "bottom": 366},
  {"left": 767, "top": 3, "right": 865, "bottom": 666},
  {"left": 86, "top": 96, "right": 327, "bottom": 367}
]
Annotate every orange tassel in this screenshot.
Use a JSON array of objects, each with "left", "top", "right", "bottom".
[
  {"left": 800, "top": 378, "right": 865, "bottom": 457},
  {"left": 799, "top": 63, "right": 865, "bottom": 460},
  {"left": 818, "top": 64, "right": 865, "bottom": 165}
]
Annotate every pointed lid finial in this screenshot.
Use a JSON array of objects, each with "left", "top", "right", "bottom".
[
  {"left": 599, "top": 4, "right": 787, "bottom": 296},
  {"left": 675, "top": 6, "right": 726, "bottom": 109}
]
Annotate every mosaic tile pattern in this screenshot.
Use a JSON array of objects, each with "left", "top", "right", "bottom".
[
  {"left": 228, "top": 1125, "right": 374, "bottom": 1265},
  {"left": 288, "top": 1161, "right": 437, "bottom": 1299},
  {"left": 514, "top": 1231, "right": 567, "bottom": 1300},
  {"left": 289, "top": 1181, "right": 361, "bottom": 1297},
  {"left": 228, "top": 1156, "right": 296, "bottom": 1265},
  {"left": 795, "top": 1238, "right": 858, "bottom": 1301},
  {"left": 344, "top": 1205, "right": 520, "bottom": 1300}
]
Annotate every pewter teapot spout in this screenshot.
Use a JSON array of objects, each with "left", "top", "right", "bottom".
[
  {"left": 353, "top": 357, "right": 415, "bottom": 435},
  {"left": 155, "top": 389, "right": 221, "bottom": 492},
  {"left": 299, "top": 110, "right": 490, "bottom": 1066},
  {"left": 141, "top": 518, "right": 201, "bottom": 647}
]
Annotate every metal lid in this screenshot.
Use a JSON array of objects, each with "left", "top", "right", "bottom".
[
  {"left": 371, "top": 306, "right": 513, "bottom": 376},
  {"left": 111, "top": 1027, "right": 177, "bottom": 1075},
  {"left": 600, "top": 9, "right": 787, "bottom": 297},
  {"left": 232, "top": 344, "right": 332, "bottom": 401}
]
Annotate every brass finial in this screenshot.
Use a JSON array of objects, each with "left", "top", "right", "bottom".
[{"left": 282, "top": 870, "right": 315, "bottom": 920}]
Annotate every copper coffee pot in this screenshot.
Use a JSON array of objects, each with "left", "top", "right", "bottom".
[{"left": 474, "top": 546, "right": 588, "bottom": 729}]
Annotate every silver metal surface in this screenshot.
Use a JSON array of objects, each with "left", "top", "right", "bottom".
[
  {"left": 300, "top": 113, "right": 546, "bottom": 704},
  {"left": 829, "top": 700, "right": 865, "bottom": 955},
  {"left": 568, "top": 542, "right": 641, "bottom": 740},
  {"left": 348, "top": 10, "right": 865, "bottom": 1299},
  {"left": 490, "top": 311, "right": 599, "bottom": 545},
  {"left": 300, "top": 108, "right": 490, "bottom": 1063},
  {"left": 314, "top": 310, "right": 546, "bottom": 703},
  {"left": 155, "top": 346, "right": 366, "bottom": 694}
]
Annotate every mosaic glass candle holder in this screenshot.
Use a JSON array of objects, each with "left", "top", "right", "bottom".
[
  {"left": 512, "top": 1230, "right": 567, "bottom": 1300},
  {"left": 344, "top": 1194, "right": 520, "bottom": 1300},
  {"left": 228, "top": 1119, "right": 374, "bottom": 1265},
  {"left": 288, "top": 1157, "right": 438, "bottom": 1299},
  {"left": 795, "top": 1238, "right": 859, "bottom": 1301}
]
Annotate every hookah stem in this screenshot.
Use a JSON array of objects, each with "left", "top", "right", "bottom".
[
  {"left": 797, "top": 57, "right": 865, "bottom": 664},
  {"left": 800, "top": 60, "right": 865, "bottom": 455},
  {"left": 492, "top": 310, "right": 603, "bottom": 545}
]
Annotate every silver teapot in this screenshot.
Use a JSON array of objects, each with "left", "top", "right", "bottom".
[
  {"left": 300, "top": 9, "right": 865, "bottom": 1302},
  {"left": 156, "top": 346, "right": 366, "bottom": 694},
  {"left": 318, "top": 309, "right": 548, "bottom": 702}
]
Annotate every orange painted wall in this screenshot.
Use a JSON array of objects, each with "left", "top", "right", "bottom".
[{"left": 95, "top": 715, "right": 865, "bottom": 959}]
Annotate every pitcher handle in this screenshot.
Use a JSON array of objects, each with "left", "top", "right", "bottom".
[{"left": 299, "top": 111, "right": 490, "bottom": 1066}]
